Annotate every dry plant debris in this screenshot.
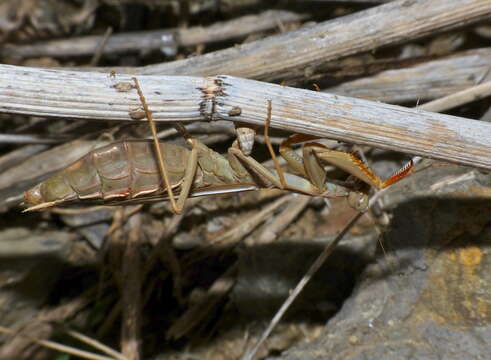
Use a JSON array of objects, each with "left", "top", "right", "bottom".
[{"left": 0, "top": 1, "right": 490, "bottom": 360}]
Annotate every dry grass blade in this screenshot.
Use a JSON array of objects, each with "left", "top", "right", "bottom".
[
  {"left": 0, "top": 326, "right": 123, "bottom": 360},
  {"left": 65, "top": 329, "right": 127, "bottom": 360},
  {"left": 257, "top": 195, "right": 311, "bottom": 244},
  {"left": 418, "top": 79, "right": 491, "bottom": 112},
  {"left": 90, "top": 27, "right": 113, "bottom": 66},
  {"left": 241, "top": 211, "right": 365, "bottom": 360},
  {"left": 205, "top": 194, "right": 292, "bottom": 247}
]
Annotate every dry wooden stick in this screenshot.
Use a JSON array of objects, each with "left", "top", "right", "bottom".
[
  {"left": 0, "top": 133, "right": 71, "bottom": 144},
  {"left": 418, "top": 80, "right": 491, "bottom": 113},
  {"left": 0, "top": 292, "right": 94, "bottom": 359},
  {"left": 0, "top": 10, "right": 306, "bottom": 59},
  {"left": 65, "top": 329, "right": 126, "bottom": 360},
  {"left": 0, "top": 326, "right": 119, "bottom": 360},
  {"left": 180, "top": 194, "right": 291, "bottom": 268},
  {"left": 120, "top": 213, "right": 142, "bottom": 360},
  {"left": 166, "top": 263, "right": 238, "bottom": 340},
  {"left": 257, "top": 194, "right": 311, "bottom": 244},
  {"left": 127, "top": 0, "right": 491, "bottom": 80},
  {"left": 327, "top": 48, "right": 491, "bottom": 103},
  {"left": 1, "top": 65, "right": 491, "bottom": 170},
  {"left": 89, "top": 27, "right": 113, "bottom": 66}
]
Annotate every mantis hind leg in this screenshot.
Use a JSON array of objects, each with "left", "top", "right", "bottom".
[{"left": 133, "top": 77, "right": 199, "bottom": 214}]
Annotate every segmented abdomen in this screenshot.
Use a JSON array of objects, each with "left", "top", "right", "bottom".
[{"left": 24, "top": 141, "right": 190, "bottom": 207}]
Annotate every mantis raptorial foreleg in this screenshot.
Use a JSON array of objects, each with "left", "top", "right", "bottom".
[
  {"left": 229, "top": 100, "right": 345, "bottom": 196},
  {"left": 228, "top": 102, "right": 305, "bottom": 192},
  {"left": 234, "top": 124, "right": 257, "bottom": 156},
  {"left": 232, "top": 99, "right": 414, "bottom": 211},
  {"left": 228, "top": 100, "right": 349, "bottom": 199},
  {"left": 280, "top": 133, "right": 414, "bottom": 191},
  {"left": 228, "top": 145, "right": 325, "bottom": 196},
  {"left": 280, "top": 132, "right": 413, "bottom": 210},
  {"left": 312, "top": 145, "right": 414, "bottom": 189}
]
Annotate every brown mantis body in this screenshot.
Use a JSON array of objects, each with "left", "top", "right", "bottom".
[
  {"left": 23, "top": 79, "right": 413, "bottom": 212},
  {"left": 22, "top": 136, "right": 360, "bottom": 212}
]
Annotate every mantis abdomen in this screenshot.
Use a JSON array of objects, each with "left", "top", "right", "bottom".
[{"left": 24, "top": 141, "right": 192, "bottom": 210}]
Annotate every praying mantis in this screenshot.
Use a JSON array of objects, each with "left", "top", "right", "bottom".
[{"left": 23, "top": 78, "right": 413, "bottom": 212}]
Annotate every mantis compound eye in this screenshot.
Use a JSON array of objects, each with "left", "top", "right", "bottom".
[{"left": 348, "top": 191, "right": 369, "bottom": 211}]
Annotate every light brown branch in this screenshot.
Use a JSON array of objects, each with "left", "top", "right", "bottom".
[
  {"left": 327, "top": 48, "right": 491, "bottom": 103},
  {"left": 129, "top": 0, "right": 491, "bottom": 81},
  {"left": 1, "top": 65, "right": 491, "bottom": 170},
  {"left": 0, "top": 10, "right": 306, "bottom": 59}
]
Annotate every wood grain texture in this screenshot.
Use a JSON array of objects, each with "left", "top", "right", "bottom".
[
  {"left": 1, "top": 64, "right": 491, "bottom": 170},
  {"left": 0, "top": 10, "right": 306, "bottom": 58},
  {"left": 327, "top": 48, "right": 491, "bottom": 103},
  {"left": 127, "top": 0, "right": 491, "bottom": 80}
]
